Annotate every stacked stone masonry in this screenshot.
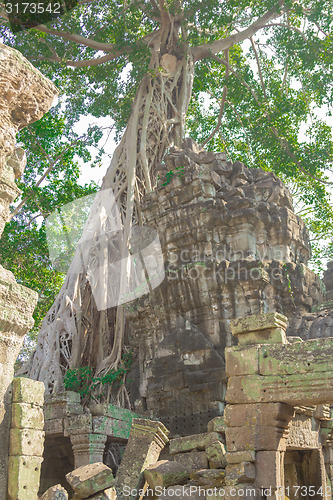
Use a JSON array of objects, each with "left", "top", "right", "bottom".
[
  {"left": 8, "top": 377, "right": 45, "bottom": 500},
  {"left": 222, "top": 312, "right": 333, "bottom": 500}
]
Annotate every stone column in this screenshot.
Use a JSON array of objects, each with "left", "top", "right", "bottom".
[
  {"left": 0, "top": 42, "right": 57, "bottom": 496},
  {"left": 115, "top": 418, "right": 169, "bottom": 499},
  {"left": 65, "top": 413, "right": 107, "bottom": 468},
  {"left": 70, "top": 433, "right": 108, "bottom": 469}
]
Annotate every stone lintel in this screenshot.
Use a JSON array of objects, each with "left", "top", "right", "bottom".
[
  {"left": 226, "top": 371, "right": 333, "bottom": 405},
  {"left": 89, "top": 403, "right": 142, "bottom": 421},
  {"left": 230, "top": 313, "right": 288, "bottom": 341},
  {"left": 259, "top": 337, "right": 333, "bottom": 376}
]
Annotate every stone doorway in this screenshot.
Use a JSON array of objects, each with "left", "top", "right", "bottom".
[
  {"left": 284, "top": 450, "right": 324, "bottom": 500},
  {"left": 39, "top": 436, "right": 74, "bottom": 496}
]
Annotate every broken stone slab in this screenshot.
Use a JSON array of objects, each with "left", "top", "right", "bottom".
[
  {"left": 9, "top": 427, "right": 45, "bottom": 456},
  {"left": 174, "top": 451, "right": 208, "bottom": 471},
  {"left": 40, "top": 484, "right": 68, "bottom": 499},
  {"left": 11, "top": 402, "right": 44, "bottom": 430},
  {"left": 207, "top": 417, "right": 226, "bottom": 434},
  {"left": 12, "top": 377, "right": 45, "bottom": 406},
  {"left": 115, "top": 419, "right": 169, "bottom": 499},
  {"left": 89, "top": 404, "right": 143, "bottom": 440},
  {"left": 7, "top": 455, "right": 43, "bottom": 500},
  {"left": 190, "top": 469, "right": 226, "bottom": 487},
  {"left": 144, "top": 460, "right": 190, "bottom": 489},
  {"left": 170, "top": 433, "right": 221, "bottom": 454},
  {"left": 205, "top": 442, "right": 227, "bottom": 469},
  {"left": 66, "top": 462, "right": 114, "bottom": 499}
]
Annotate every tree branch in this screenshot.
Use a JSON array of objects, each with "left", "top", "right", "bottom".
[
  {"left": 263, "top": 23, "right": 307, "bottom": 40},
  {"left": 202, "top": 49, "right": 229, "bottom": 146},
  {"left": 225, "top": 99, "right": 251, "bottom": 162},
  {"left": 250, "top": 37, "right": 267, "bottom": 99},
  {"left": 32, "top": 52, "right": 126, "bottom": 68},
  {"left": 211, "top": 54, "right": 260, "bottom": 103},
  {"left": 192, "top": 1, "right": 286, "bottom": 61},
  {"left": 29, "top": 25, "right": 122, "bottom": 52},
  {"left": 9, "top": 135, "right": 91, "bottom": 220}
]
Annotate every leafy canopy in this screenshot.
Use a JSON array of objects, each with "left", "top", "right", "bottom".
[{"left": 0, "top": 0, "right": 332, "bottom": 347}]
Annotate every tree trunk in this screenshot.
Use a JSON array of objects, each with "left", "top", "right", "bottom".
[{"left": 19, "top": 28, "right": 194, "bottom": 403}]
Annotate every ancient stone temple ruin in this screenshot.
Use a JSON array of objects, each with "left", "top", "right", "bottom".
[
  {"left": 125, "top": 143, "right": 323, "bottom": 433},
  {"left": 2, "top": 41, "right": 333, "bottom": 500}
]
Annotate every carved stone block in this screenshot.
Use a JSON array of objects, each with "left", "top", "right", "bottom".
[{"left": 66, "top": 462, "right": 114, "bottom": 499}]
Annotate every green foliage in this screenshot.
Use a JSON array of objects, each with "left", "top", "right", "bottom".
[
  {"left": 63, "top": 350, "right": 133, "bottom": 401},
  {"left": 159, "top": 166, "right": 185, "bottom": 185},
  {"left": 0, "top": 106, "right": 100, "bottom": 359}
]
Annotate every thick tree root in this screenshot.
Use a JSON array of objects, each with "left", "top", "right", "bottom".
[{"left": 19, "top": 37, "right": 194, "bottom": 403}]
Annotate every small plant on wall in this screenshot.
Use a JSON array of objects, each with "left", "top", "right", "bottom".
[{"left": 64, "top": 349, "right": 133, "bottom": 406}]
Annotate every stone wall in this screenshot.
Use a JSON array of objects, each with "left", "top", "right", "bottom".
[
  {"left": 223, "top": 312, "right": 333, "bottom": 499},
  {"left": 125, "top": 140, "right": 323, "bottom": 435},
  {"left": 8, "top": 377, "right": 45, "bottom": 499},
  {"left": 0, "top": 42, "right": 57, "bottom": 495}
]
